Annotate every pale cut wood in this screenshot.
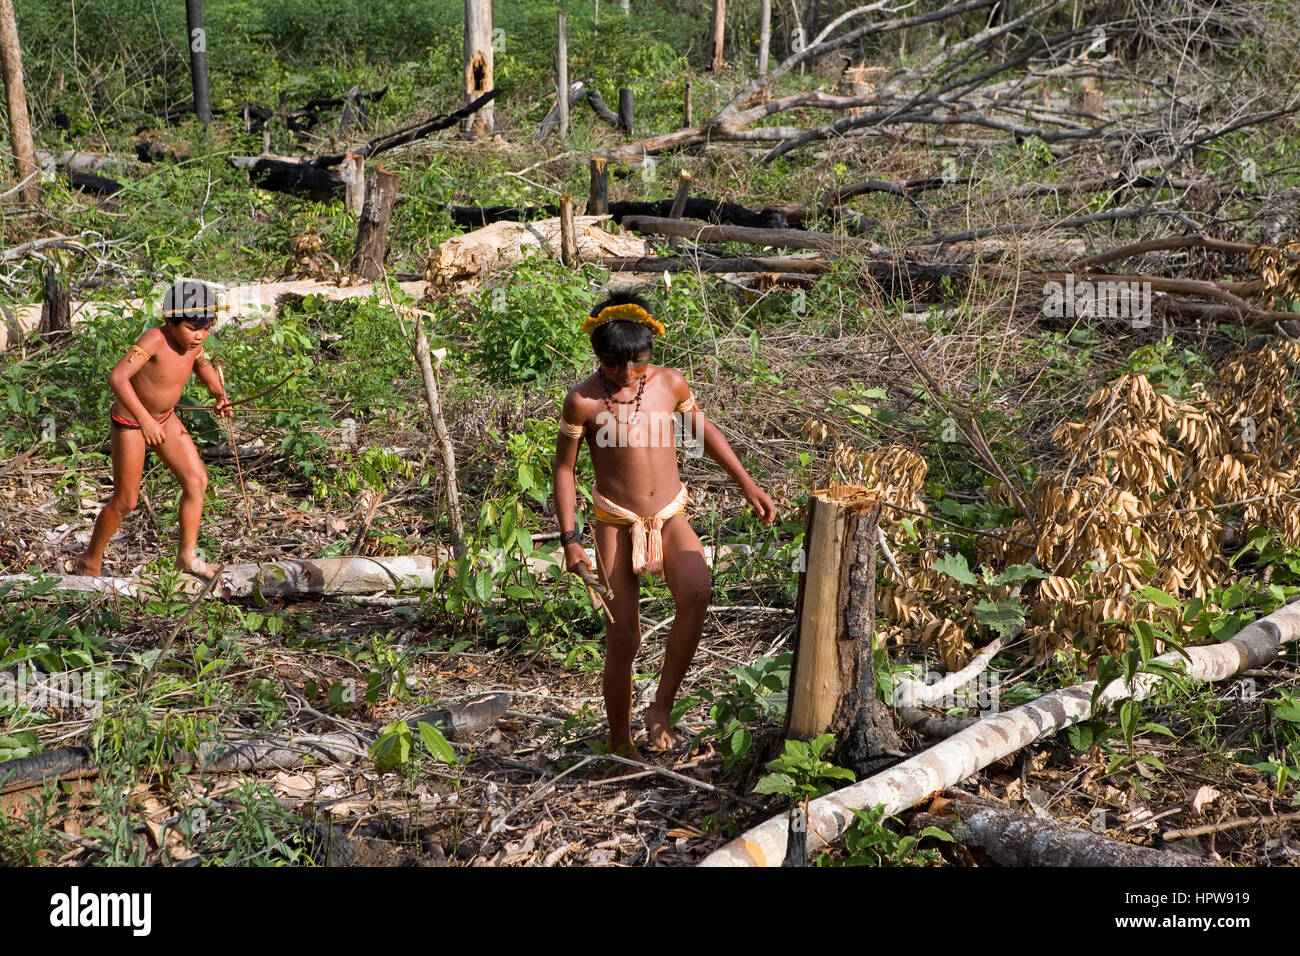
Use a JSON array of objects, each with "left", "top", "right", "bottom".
[
  {"left": 701, "top": 599, "right": 1300, "bottom": 866},
  {"left": 787, "top": 491, "right": 849, "bottom": 738},
  {"left": 341, "top": 152, "right": 365, "bottom": 216}
]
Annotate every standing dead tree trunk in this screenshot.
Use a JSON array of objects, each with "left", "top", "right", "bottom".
[
  {"left": 787, "top": 486, "right": 902, "bottom": 775},
  {"left": 462, "top": 0, "right": 495, "bottom": 138},
  {"left": 184, "top": 0, "right": 212, "bottom": 128},
  {"left": 39, "top": 263, "right": 69, "bottom": 341},
  {"left": 556, "top": 12, "right": 570, "bottom": 141},
  {"left": 0, "top": 0, "right": 37, "bottom": 204},
  {"left": 758, "top": 0, "right": 771, "bottom": 75},
  {"left": 350, "top": 166, "right": 399, "bottom": 279},
  {"left": 708, "top": 0, "right": 727, "bottom": 72},
  {"left": 413, "top": 319, "right": 466, "bottom": 558}
]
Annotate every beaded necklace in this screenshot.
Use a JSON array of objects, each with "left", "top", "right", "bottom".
[{"left": 598, "top": 367, "right": 648, "bottom": 424}]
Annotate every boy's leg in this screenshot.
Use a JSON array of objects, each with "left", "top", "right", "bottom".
[
  {"left": 74, "top": 424, "right": 146, "bottom": 576},
  {"left": 593, "top": 519, "right": 642, "bottom": 754},
  {"left": 150, "top": 414, "right": 215, "bottom": 579},
  {"left": 647, "top": 513, "right": 711, "bottom": 750}
]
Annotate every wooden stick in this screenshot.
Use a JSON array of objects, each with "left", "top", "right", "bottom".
[{"left": 215, "top": 363, "right": 253, "bottom": 530}]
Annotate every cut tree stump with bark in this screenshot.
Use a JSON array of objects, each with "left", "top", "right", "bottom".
[
  {"left": 350, "top": 166, "right": 400, "bottom": 279},
  {"left": 787, "top": 485, "right": 903, "bottom": 775},
  {"left": 39, "top": 264, "right": 70, "bottom": 341},
  {"left": 588, "top": 157, "right": 609, "bottom": 215}
]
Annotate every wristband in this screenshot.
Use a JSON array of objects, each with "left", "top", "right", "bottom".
[{"left": 559, "top": 529, "right": 581, "bottom": 547}]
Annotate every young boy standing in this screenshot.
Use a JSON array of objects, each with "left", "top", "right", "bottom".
[
  {"left": 553, "top": 292, "right": 777, "bottom": 756},
  {"left": 73, "top": 279, "right": 232, "bottom": 580}
]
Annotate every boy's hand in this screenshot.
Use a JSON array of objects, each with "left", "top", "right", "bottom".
[
  {"left": 214, "top": 395, "right": 234, "bottom": 419},
  {"left": 141, "top": 419, "right": 166, "bottom": 447},
  {"left": 563, "top": 542, "right": 593, "bottom": 574},
  {"left": 743, "top": 483, "right": 778, "bottom": 524}
]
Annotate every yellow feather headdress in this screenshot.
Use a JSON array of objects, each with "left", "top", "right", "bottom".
[{"left": 581, "top": 303, "right": 665, "bottom": 336}]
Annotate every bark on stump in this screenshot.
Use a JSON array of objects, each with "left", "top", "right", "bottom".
[
  {"left": 350, "top": 166, "right": 399, "bottom": 280},
  {"left": 587, "top": 157, "right": 609, "bottom": 215},
  {"left": 786, "top": 485, "right": 902, "bottom": 776},
  {"left": 39, "top": 264, "right": 70, "bottom": 341}
]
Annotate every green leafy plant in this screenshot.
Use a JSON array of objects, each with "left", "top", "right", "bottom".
[
  {"left": 818, "top": 804, "right": 952, "bottom": 867},
  {"left": 694, "top": 653, "right": 792, "bottom": 769},
  {"left": 754, "top": 734, "right": 855, "bottom": 801}
]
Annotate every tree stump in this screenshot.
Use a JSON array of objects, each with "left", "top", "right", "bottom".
[
  {"left": 617, "top": 88, "right": 634, "bottom": 136},
  {"left": 786, "top": 484, "right": 903, "bottom": 776},
  {"left": 349, "top": 166, "right": 399, "bottom": 280},
  {"left": 39, "top": 263, "right": 70, "bottom": 341},
  {"left": 587, "top": 157, "right": 609, "bottom": 215},
  {"left": 559, "top": 195, "right": 578, "bottom": 268}
]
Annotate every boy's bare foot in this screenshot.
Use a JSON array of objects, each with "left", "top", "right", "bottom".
[
  {"left": 66, "top": 553, "right": 101, "bottom": 577},
  {"left": 645, "top": 702, "right": 679, "bottom": 752},
  {"left": 176, "top": 554, "right": 217, "bottom": 580},
  {"left": 606, "top": 741, "right": 650, "bottom": 772}
]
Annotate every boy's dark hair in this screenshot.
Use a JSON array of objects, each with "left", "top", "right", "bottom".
[
  {"left": 161, "top": 279, "right": 218, "bottom": 328},
  {"left": 589, "top": 291, "right": 655, "bottom": 364}
]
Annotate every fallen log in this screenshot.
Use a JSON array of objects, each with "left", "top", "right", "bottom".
[
  {"left": 0, "top": 277, "right": 426, "bottom": 353},
  {"left": 700, "top": 598, "right": 1300, "bottom": 866},
  {"left": 585, "top": 87, "right": 620, "bottom": 126},
  {"left": 621, "top": 215, "right": 889, "bottom": 254},
  {"left": 915, "top": 793, "right": 1220, "bottom": 867},
  {"left": 424, "top": 215, "right": 649, "bottom": 295},
  {"left": 185, "top": 692, "right": 511, "bottom": 772},
  {"left": 611, "top": 198, "right": 787, "bottom": 230},
  {"left": 235, "top": 156, "right": 344, "bottom": 202},
  {"left": 448, "top": 203, "right": 560, "bottom": 229},
  {"left": 602, "top": 254, "right": 831, "bottom": 274}
]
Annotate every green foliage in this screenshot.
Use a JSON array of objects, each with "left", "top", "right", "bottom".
[
  {"left": 467, "top": 259, "right": 605, "bottom": 385},
  {"left": 754, "top": 734, "right": 855, "bottom": 801},
  {"left": 370, "top": 720, "right": 412, "bottom": 773},
  {"left": 1250, "top": 690, "right": 1300, "bottom": 793},
  {"left": 690, "top": 653, "right": 791, "bottom": 770},
  {"left": 818, "top": 804, "right": 952, "bottom": 867}
]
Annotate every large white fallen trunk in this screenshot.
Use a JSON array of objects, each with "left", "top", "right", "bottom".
[
  {"left": 0, "top": 278, "right": 426, "bottom": 352},
  {"left": 423, "top": 215, "right": 649, "bottom": 295},
  {"left": 700, "top": 600, "right": 1300, "bottom": 866}
]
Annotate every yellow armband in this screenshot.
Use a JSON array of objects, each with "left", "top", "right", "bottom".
[
  {"left": 674, "top": 394, "right": 698, "bottom": 414},
  {"left": 558, "top": 419, "right": 585, "bottom": 439},
  {"left": 125, "top": 344, "right": 152, "bottom": 365}
]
